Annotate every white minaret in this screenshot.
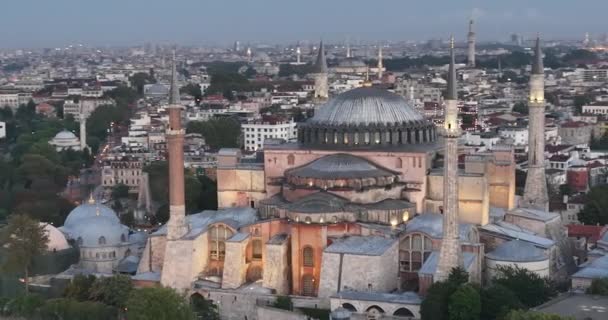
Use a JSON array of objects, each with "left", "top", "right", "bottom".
[
  {"left": 435, "top": 36, "right": 463, "bottom": 282},
  {"left": 377, "top": 45, "right": 384, "bottom": 79},
  {"left": 313, "top": 40, "right": 329, "bottom": 100},
  {"left": 467, "top": 19, "right": 476, "bottom": 68},
  {"left": 79, "top": 113, "right": 87, "bottom": 151},
  {"left": 522, "top": 37, "right": 549, "bottom": 211},
  {"left": 246, "top": 47, "right": 252, "bottom": 62},
  {"left": 346, "top": 39, "right": 351, "bottom": 58},
  {"left": 296, "top": 46, "right": 301, "bottom": 64}
]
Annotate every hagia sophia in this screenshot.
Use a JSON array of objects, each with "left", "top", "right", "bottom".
[{"left": 31, "top": 36, "right": 573, "bottom": 319}]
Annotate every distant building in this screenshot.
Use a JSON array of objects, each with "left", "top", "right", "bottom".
[
  {"left": 582, "top": 104, "right": 608, "bottom": 115},
  {"left": 49, "top": 130, "right": 81, "bottom": 151},
  {"left": 101, "top": 158, "right": 144, "bottom": 192},
  {"left": 242, "top": 117, "right": 297, "bottom": 151}
]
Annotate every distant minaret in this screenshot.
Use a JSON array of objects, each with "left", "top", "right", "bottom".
[
  {"left": 346, "top": 40, "right": 351, "bottom": 58},
  {"left": 435, "top": 36, "right": 463, "bottom": 283},
  {"left": 234, "top": 41, "right": 241, "bottom": 52},
  {"left": 313, "top": 40, "right": 329, "bottom": 100},
  {"left": 498, "top": 56, "right": 503, "bottom": 78},
  {"left": 79, "top": 113, "right": 87, "bottom": 151},
  {"left": 296, "top": 46, "right": 301, "bottom": 64},
  {"left": 467, "top": 19, "right": 476, "bottom": 68},
  {"left": 377, "top": 45, "right": 384, "bottom": 80},
  {"left": 246, "top": 47, "right": 252, "bottom": 62},
  {"left": 583, "top": 32, "right": 591, "bottom": 48},
  {"left": 522, "top": 37, "right": 549, "bottom": 211}
]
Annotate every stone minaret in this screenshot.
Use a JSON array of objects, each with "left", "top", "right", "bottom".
[
  {"left": 246, "top": 47, "right": 252, "bottom": 62},
  {"left": 377, "top": 45, "right": 384, "bottom": 80},
  {"left": 346, "top": 40, "right": 351, "bottom": 58},
  {"left": 296, "top": 46, "right": 301, "bottom": 64},
  {"left": 161, "top": 52, "right": 190, "bottom": 290},
  {"left": 467, "top": 19, "right": 476, "bottom": 68},
  {"left": 523, "top": 37, "right": 549, "bottom": 211},
  {"left": 313, "top": 40, "right": 329, "bottom": 100},
  {"left": 79, "top": 112, "right": 87, "bottom": 151},
  {"left": 435, "top": 37, "right": 463, "bottom": 282}
]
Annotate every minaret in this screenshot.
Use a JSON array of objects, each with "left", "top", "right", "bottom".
[
  {"left": 296, "top": 46, "right": 301, "bottom": 64},
  {"left": 377, "top": 44, "right": 384, "bottom": 80},
  {"left": 313, "top": 40, "right": 329, "bottom": 100},
  {"left": 435, "top": 36, "right": 463, "bottom": 283},
  {"left": 346, "top": 39, "right": 351, "bottom": 58},
  {"left": 498, "top": 56, "right": 503, "bottom": 78},
  {"left": 467, "top": 19, "right": 476, "bottom": 68},
  {"left": 79, "top": 113, "right": 87, "bottom": 151},
  {"left": 165, "top": 51, "right": 188, "bottom": 240},
  {"left": 246, "top": 47, "right": 252, "bottom": 62},
  {"left": 522, "top": 37, "right": 549, "bottom": 211}
]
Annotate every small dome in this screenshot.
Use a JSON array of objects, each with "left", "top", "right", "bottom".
[
  {"left": 486, "top": 239, "right": 547, "bottom": 262},
  {"left": 42, "top": 223, "right": 70, "bottom": 251},
  {"left": 54, "top": 130, "right": 77, "bottom": 140},
  {"left": 310, "top": 87, "right": 425, "bottom": 127},
  {"left": 71, "top": 216, "right": 128, "bottom": 247},
  {"left": 64, "top": 201, "right": 119, "bottom": 229},
  {"left": 338, "top": 58, "right": 366, "bottom": 68}
]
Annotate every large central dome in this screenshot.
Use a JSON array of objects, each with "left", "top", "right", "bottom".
[
  {"left": 299, "top": 87, "right": 436, "bottom": 148},
  {"left": 310, "top": 87, "right": 424, "bottom": 127}
]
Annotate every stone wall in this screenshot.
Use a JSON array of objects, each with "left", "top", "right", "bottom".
[
  {"left": 264, "top": 238, "right": 291, "bottom": 295},
  {"left": 222, "top": 235, "right": 249, "bottom": 289},
  {"left": 137, "top": 235, "right": 166, "bottom": 274},
  {"left": 257, "top": 306, "right": 309, "bottom": 320},
  {"left": 425, "top": 174, "right": 489, "bottom": 225},
  {"left": 160, "top": 239, "right": 195, "bottom": 290}
]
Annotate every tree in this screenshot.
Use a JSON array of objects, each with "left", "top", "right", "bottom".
[
  {"left": 512, "top": 102, "right": 529, "bottom": 115},
  {"left": 186, "top": 118, "right": 241, "bottom": 149},
  {"left": 503, "top": 310, "right": 574, "bottom": 320},
  {"left": 191, "top": 293, "right": 219, "bottom": 320},
  {"left": 480, "top": 284, "right": 523, "bottom": 320},
  {"left": 573, "top": 95, "right": 593, "bottom": 114},
  {"left": 0, "top": 215, "right": 49, "bottom": 294},
  {"left": 111, "top": 183, "right": 130, "bottom": 200},
  {"left": 272, "top": 295, "right": 293, "bottom": 311},
  {"left": 89, "top": 274, "right": 133, "bottom": 308},
  {"left": 578, "top": 185, "right": 608, "bottom": 225},
  {"left": 449, "top": 284, "right": 481, "bottom": 320},
  {"left": 36, "top": 298, "right": 117, "bottom": 320},
  {"left": 130, "top": 72, "right": 156, "bottom": 95},
  {"left": 421, "top": 268, "right": 469, "bottom": 320},
  {"left": 181, "top": 83, "right": 203, "bottom": 102},
  {"left": 587, "top": 277, "right": 608, "bottom": 295},
  {"left": 126, "top": 287, "right": 196, "bottom": 320},
  {"left": 63, "top": 274, "right": 96, "bottom": 301},
  {"left": 493, "top": 266, "right": 556, "bottom": 308}
]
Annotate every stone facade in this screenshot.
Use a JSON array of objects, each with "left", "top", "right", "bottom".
[
  {"left": 222, "top": 234, "right": 249, "bottom": 289},
  {"left": 263, "top": 234, "right": 291, "bottom": 295}
]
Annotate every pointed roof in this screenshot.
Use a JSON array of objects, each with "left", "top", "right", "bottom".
[
  {"left": 532, "top": 36, "right": 544, "bottom": 75},
  {"left": 446, "top": 36, "right": 458, "bottom": 100},
  {"left": 169, "top": 51, "right": 180, "bottom": 105},
  {"left": 313, "top": 40, "right": 328, "bottom": 74}
]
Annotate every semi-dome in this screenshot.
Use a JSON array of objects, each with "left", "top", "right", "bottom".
[
  {"left": 486, "top": 239, "right": 547, "bottom": 263},
  {"left": 287, "top": 154, "right": 398, "bottom": 180},
  {"left": 299, "top": 87, "right": 436, "bottom": 148},
  {"left": 41, "top": 223, "right": 70, "bottom": 251},
  {"left": 71, "top": 216, "right": 129, "bottom": 248},
  {"left": 64, "top": 199, "right": 119, "bottom": 229}
]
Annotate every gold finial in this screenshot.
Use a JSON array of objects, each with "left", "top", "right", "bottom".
[
  {"left": 450, "top": 35, "right": 455, "bottom": 49},
  {"left": 88, "top": 193, "right": 95, "bottom": 204}
]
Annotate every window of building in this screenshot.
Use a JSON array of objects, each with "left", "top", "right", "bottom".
[
  {"left": 396, "top": 158, "right": 403, "bottom": 169},
  {"left": 287, "top": 154, "right": 295, "bottom": 165},
  {"left": 98, "top": 236, "right": 106, "bottom": 245},
  {"left": 252, "top": 239, "right": 263, "bottom": 260},
  {"left": 400, "top": 233, "right": 433, "bottom": 272},
  {"left": 303, "top": 246, "right": 314, "bottom": 267},
  {"left": 209, "top": 225, "right": 233, "bottom": 261},
  {"left": 121, "top": 234, "right": 126, "bottom": 242}
]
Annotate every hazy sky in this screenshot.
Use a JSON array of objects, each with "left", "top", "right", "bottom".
[{"left": 1, "top": 0, "right": 606, "bottom": 48}]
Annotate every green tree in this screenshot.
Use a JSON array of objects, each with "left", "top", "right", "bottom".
[
  {"left": 578, "top": 185, "right": 608, "bottom": 225},
  {"left": 191, "top": 293, "right": 219, "bottom": 320},
  {"left": 63, "top": 274, "right": 97, "bottom": 301},
  {"left": 0, "top": 215, "right": 49, "bottom": 294},
  {"left": 480, "top": 284, "right": 523, "bottom": 320},
  {"left": 111, "top": 183, "right": 130, "bottom": 200},
  {"left": 421, "top": 268, "right": 469, "bottom": 320},
  {"left": 573, "top": 95, "right": 593, "bottom": 114},
  {"left": 186, "top": 118, "right": 241, "bottom": 149},
  {"left": 512, "top": 102, "right": 529, "bottom": 115},
  {"left": 503, "top": 310, "right": 574, "bottom": 320},
  {"left": 587, "top": 277, "right": 608, "bottom": 295},
  {"left": 449, "top": 284, "right": 481, "bottom": 320},
  {"left": 3, "top": 294, "right": 45, "bottom": 318},
  {"left": 272, "top": 295, "right": 293, "bottom": 311},
  {"left": 493, "top": 266, "right": 556, "bottom": 308},
  {"left": 126, "top": 287, "right": 196, "bottom": 320},
  {"left": 36, "top": 298, "right": 117, "bottom": 320},
  {"left": 130, "top": 72, "right": 156, "bottom": 95},
  {"left": 89, "top": 274, "right": 133, "bottom": 308},
  {"left": 181, "top": 83, "right": 203, "bottom": 102}
]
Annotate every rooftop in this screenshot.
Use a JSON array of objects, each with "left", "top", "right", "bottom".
[{"left": 324, "top": 236, "right": 396, "bottom": 256}]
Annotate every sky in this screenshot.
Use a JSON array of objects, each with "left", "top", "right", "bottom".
[{"left": 1, "top": 0, "right": 607, "bottom": 48}]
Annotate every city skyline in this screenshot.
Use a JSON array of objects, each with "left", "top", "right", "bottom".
[{"left": 1, "top": 0, "right": 607, "bottom": 48}]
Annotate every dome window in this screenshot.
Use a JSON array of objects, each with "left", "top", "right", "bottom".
[
  {"left": 77, "top": 237, "right": 83, "bottom": 246},
  {"left": 98, "top": 236, "right": 106, "bottom": 245},
  {"left": 121, "top": 234, "right": 126, "bottom": 242}
]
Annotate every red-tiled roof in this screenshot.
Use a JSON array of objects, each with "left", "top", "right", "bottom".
[
  {"left": 560, "top": 121, "right": 590, "bottom": 128},
  {"left": 567, "top": 224, "right": 608, "bottom": 243}
]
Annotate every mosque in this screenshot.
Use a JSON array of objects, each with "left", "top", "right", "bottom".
[{"left": 131, "top": 38, "right": 572, "bottom": 319}]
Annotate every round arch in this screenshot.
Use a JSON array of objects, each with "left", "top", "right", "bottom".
[
  {"left": 393, "top": 307, "right": 415, "bottom": 317},
  {"left": 342, "top": 303, "right": 357, "bottom": 312}
]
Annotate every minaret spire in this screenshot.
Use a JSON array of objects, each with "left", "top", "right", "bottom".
[
  {"left": 467, "top": 18, "right": 476, "bottom": 67},
  {"left": 377, "top": 44, "right": 384, "bottom": 80},
  {"left": 169, "top": 51, "right": 180, "bottom": 105},
  {"left": 313, "top": 40, "right": 329, "bottom": 100},
  {"left": 522, "top": 35, "right": 549, "bottom": 211},
  {"left": 435, "top": 35, "right": 463, "bottom": 283},
  {"left": 346, "top": 39, "right": 351, "bottom": 58}
]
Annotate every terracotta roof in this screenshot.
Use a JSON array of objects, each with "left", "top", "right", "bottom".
[{"left": 567, "top": 225, "right": 608, "bottom": 243}]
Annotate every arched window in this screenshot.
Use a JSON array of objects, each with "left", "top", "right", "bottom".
[
  {"left": 77, "top": 237, "right": 83, "bottom": 246},
  {"left": 342, "top": 303, "right": 357, "bottom": 312},
  {"left": 252, "top": 239, "right": 263, "bottom": 260},
  {"left": 302, "top": 274, "right": 315, "bottom": 296},
  {"left": 400, "top": 233, "right": 433, "bottom": 272},
  {"left": 125, "top": 249, "right": 132, "bottom": 258},
  {"left": 393, "top": 307, "right": 415, "bottom": 317},
  {"left": 98, "top": 236, "right": 106, "bottom": 245},
  {"left": 120, "top": 234, "right": 126, "bottom": 242},
  {"left": 396, "top": 158, "right": 403, "bottom": 169},
  {"left": 304, "top": 216, "right": 312, "bottom": 224},
  {"left": 209, "top": 225, "right": 234, "bottom": 261},
  {"left": 287, "top": 154, "right": 295, "bottom": 165},
  {"left": 302, "top": 246, "right": 314, "bottom": 267},
  {"left": 96, "top": 252, "right": 100, "bottom": 259}
]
